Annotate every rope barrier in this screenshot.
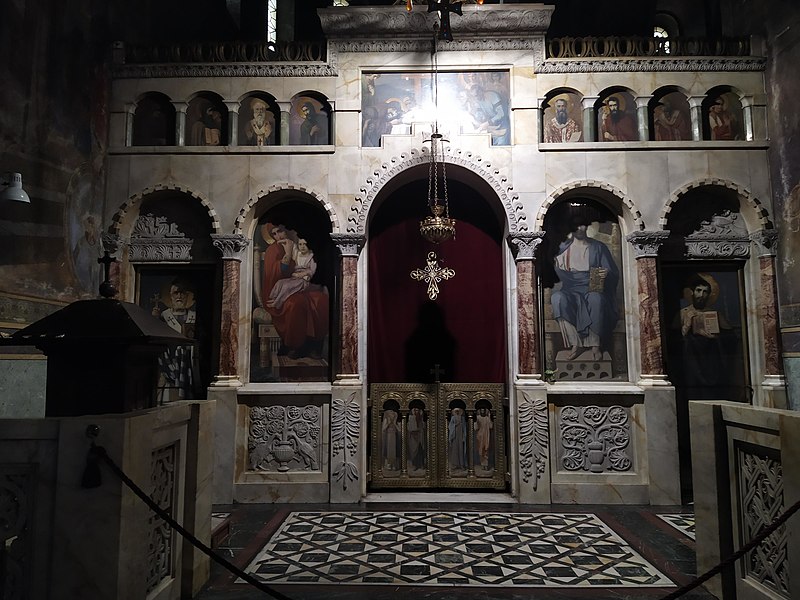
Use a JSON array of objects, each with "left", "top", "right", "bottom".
[
  {"left": 88, "top": 443, "right": 292, "bottom": 600},
  {"left": 660, "top": 497, "right": 800, "bottom": 600}
]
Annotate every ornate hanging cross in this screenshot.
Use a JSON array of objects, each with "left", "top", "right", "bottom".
[
  {"left": 428, "top": 0, "right": 463, "bottom": 41},
  {"left": 410, "top": 251, "right": 455, "bottom": 300}
]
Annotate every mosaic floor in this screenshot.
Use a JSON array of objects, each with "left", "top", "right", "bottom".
[
  {"left": 242, "top": 511, "right": 675, "bottom": 587},
  {"left": 657, "top": 513, "right": 696, "bottom": 540}
]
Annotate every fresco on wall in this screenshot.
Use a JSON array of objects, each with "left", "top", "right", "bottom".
[
  {"left": 187, "top": 97, "right": 224, "bottom": 146},
  {"left": 240, "top": 96, "right": 277, "bottom": 146},
  {"left": 289, "top": 96, "right": 329, "bottom": 145},
  {"left": 705, "top": 91, "right": 743, "bottom": 140},
  {"left": 137, "top": 267, "right": 215, "bottom": 403},
  {"left": 598, "top": 91, "right": 639, "bottom": 141},
  {"left": 652, "top": 92, "right": 691, "bottom": 141},
  {"left": 542, "top": 92, "right": 583, "bottom": 143},
  {"left": 361, "top": 71, "right": 510, "bottom": 147},
  {"left": 541, "top": 201, "right": 628, "bottom": 381},
  {"left": 251, "top": 208, "right": 332, "bottom": 382}
]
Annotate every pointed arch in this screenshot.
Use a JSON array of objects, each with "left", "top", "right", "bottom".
[
  {"left": 536, "top": 180, "right": 644, "bottom": 231},
  {"left": 234, "top": 183, "right": 339, "bottom": 235},
  {"left": 659, "top": 178, "right": 773, "bottom": 230},
  {"left": 347, "top": 146, "right": 525, "bottom": 236},
  {"left": 109, "top": 183, "right": 221, "bottom": 235}
]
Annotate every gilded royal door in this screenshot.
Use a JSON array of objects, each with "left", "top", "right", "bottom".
[{"left": 369, "top": 383, "right": 506, "bottom": 489}]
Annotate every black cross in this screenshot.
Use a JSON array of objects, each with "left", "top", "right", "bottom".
[
  {"left": 428, "top": 0, "right": 463, "bottom": 42},
  {"left": 97, "top": 251, "right": 118, "bottom": 298},
  {"left": 430, "top": 363, "right": 445, "bottom": 383}
]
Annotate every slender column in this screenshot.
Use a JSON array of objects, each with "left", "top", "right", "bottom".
[
  {"left": 211, "top": 234, "right": 250, "bottom": 386},
  {"left": 688, "top": 96, "right": 704, "bottom": 141},
  {"left": 172, "top": 101, "right": 188, "bottom": 146},
  {"left": 331, "top": 233, "right": 365, "bottom": 380},
  {"left": 581, "top": 96, "right": 598, "bottom": 142},
  {"left": 510, "top": 232, "right": 545, "bottom": 379},
  {"left": 278, "top": 101, "right": 292, "bottom": 145},
  {"left": 751, "top": 230, "right": 782, "bottom": 376},
  {"left": 224, "top": 101, "right": 240, "bottom": 146},
  {"left": 635, "top": 95, "right": 653, "bottom": 141},
  {"left": 124, "top": 103, "right": 135, "bottom": 146},
  {"left": 536, "top": 99, "right": 545, "bottom": 143},
  {"left": 626, "top": 231, "right": 670, "bottom": 384}
]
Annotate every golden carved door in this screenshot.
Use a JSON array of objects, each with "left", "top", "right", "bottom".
[{"left": 369, "top": 383, "right": 506, "bottom": 489}]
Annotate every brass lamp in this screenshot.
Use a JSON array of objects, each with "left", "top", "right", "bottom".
[{"left": 420, "top": 131, "right": 455, "bottom": 243}]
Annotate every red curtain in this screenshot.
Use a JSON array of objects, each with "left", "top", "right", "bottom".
[{"left": 368, "top": 202, "right": 506, "bottom": 384}]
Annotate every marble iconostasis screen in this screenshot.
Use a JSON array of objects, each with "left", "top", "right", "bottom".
[{"left": 361, "top": 70, "right": 510, "bottom": 147}]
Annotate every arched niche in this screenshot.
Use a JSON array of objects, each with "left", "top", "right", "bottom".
[{"left": 132, "top": 92, "right": 176, "bottom": 146}]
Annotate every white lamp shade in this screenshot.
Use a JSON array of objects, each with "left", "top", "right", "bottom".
[{"left": 1, "top": 172, "right": 30, "bottom": 203}]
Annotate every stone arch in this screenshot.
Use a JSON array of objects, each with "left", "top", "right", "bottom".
[
  {"left": 659, "top": 178, "right": 773, "bottom": 230},
  {"left": 536, "top": 180, "right": 644, "bottom": 231},
  {"left": 109, "top": 183, "right": 221, "bottom": 235},
  {"left": 348, "top": 146, "right": 525, "bottom": 236},
  {"left": 234, "top": 183, "right": 339, "bottom": 235}
]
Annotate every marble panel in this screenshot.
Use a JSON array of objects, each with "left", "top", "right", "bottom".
[
  {"left": 514, "top": 107, "right": 539, "bottom": 146},
  {"left": 330, "top": 385, "right": 364, "bottom": 503},
  {"left": 584, "top": 151, "right": 629, "bottom": 189},
  {"left": 785, "top": 357, "right": 800, "bottom": 411},
  {"left": 624, "top": 152, "right": 669, "bottom": 227},
  {"left": 543, "top": 152, "right": 587, "bottom": 192},
  {"left": 210, "top": 388, "right": 238, "bottom": 504},
  {"left": 206, "top": 156, "right": 251, "bottom": 226},
  {"left": 127, "top": 155, "right": 172, "bottom": 196},
  {"left": 335, "top": 111, "right": 360, "bottom": 148},
  {"left": 329, "top": 147, "right": 361, "bottom": 196},
  {"left": 666, "top": 151, "right": 710, "bottom": 195},
  {"left": 0, "top": 359, "right": 46, "bottom": 418},
  {"left": 288, "top": 155, "right": 332, "bottom": 195},
  {"left": 643, "top": 387, "right": 681, "bottom": 505},
  {"left": 511, "top": 146, "right": 546, "bottom": 194}
]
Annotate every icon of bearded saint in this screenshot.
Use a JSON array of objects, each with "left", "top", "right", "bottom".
[
  {"left": 544, "top": 96, "right": 582, "bottom": 143},
  {"left": 245, "top": 98, "right": 272, "bottom": 146}
]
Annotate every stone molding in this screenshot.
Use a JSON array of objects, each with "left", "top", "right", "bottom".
[
  {"left": 211, "top": 234, "right": 250, "bottom": 261},
  {"left": 626, "top": 230, "right": 670, "bottom": 258},
  {"left": 128, "top": 213, "right": 193, "bottom": 262},
  {"left": 509, "top": 231, "right": 545, "bottom": 261},
  {"left": 330, "top": 232, "right": 366, "bottom": 257},
  {"left": 350, "top": 146, "right": 524, "bottom": 236},
  {"left": 114, "top": 63, "right": 338, "bottom": 79},
  {"left": 750, "top": 229, "right": 779, "bottom": 257},
  {"left": 535, "top": 57, "right": 765, "bottom": 74}
]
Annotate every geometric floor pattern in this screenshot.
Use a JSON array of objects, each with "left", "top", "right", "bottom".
[
  {"left": 242, "top": 511, "right": 675, "bottom": 587},
  {"left": 657, "top": 513, "right": 696, "bottom": 540}
]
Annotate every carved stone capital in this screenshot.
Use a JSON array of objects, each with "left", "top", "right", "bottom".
[
  {"left": 212, "top": 234, "right": 250, "bottom": 261},
  {"left": 509, "top": 231, "right": 545, "bottom": 261},
  {"left": 750, "top": 229, "right": 778, "bottom": 257},
  {"left": 625, "top": 230, "right": 670, "bottom": 258},
  {"left": 331, "top": 232, "right": 365, "bottom": 257},
  {"left": 101, "top": 233, "right": 122, "bottom": 259}
]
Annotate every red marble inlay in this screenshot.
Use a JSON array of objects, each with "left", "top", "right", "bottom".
[
  {"left": 340, "top": 256, "right": 358, "bottom": 375},
  {"left": 637, "top": 257, "right": 664, "bottom": 375},
  {"left": 517, "top": 260, "right": 539, "bottom": 375},
  {"left": 218, "top": 260, "right": 240, "bottom": 376},
  {"left": 760, "top": 255, "right": 782, "bottom": 375}
]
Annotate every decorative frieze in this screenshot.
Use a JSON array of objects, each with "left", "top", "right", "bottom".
[
  {"left": 509, "top": 232, "right": 545, "bottom": 261},
  {"left": 248, "top": 405, "right": 322, "bottom": 472},
  {"left": 331, "top": 393, "right": 361, "bottom": 491},
  {"left": 559, "top": 405, "right": 632, "bottom": 473},
  {"left": 115, "top": 63, "right": 338, "bottom": 79},
  {"left": 211, "top": 234, "right": 250, "bottom": 261},
  {"left": 536, "top": 57, "right": 765, "bottom": 74},
  {"left": 129, "top": 214, "right": 193, "bottom": 262},
  {"left": 147, "top": 443, "right": 177, "bottom": 594},
  {"left": 626, "top": 230, "right": 670, "bottom": 258},
  {"left": 737, "top": 448, "right": 788, "bottom": 597},
  {"left": 685, "top": 210, "right": 750, "bottom": 259},
  {"left": 330, "top": 232, "right": 366, "bottom": 257},
  {"left": 518, "top": 392, "right": 548, "bottom": 490}
]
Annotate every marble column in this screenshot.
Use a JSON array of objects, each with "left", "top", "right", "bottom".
[
  {"left": 211, "top": 234, "right": 250, "bottom": 387},
  {"left": 224, "top": 101, "right": 240, "bottom": 146},
  {"left": 688, "top": 96, "right": 704, "bottom": 141},
  {"left": 278, "top": 101, "right": 292, "bottom": 145},
  {"left": 510, "top": 232, "right": 545, "bottom": 379},
  {"left": 626, "top": 230, "right": 671, "bottom": 384},
  {"left": 172, "top": 101, "right": 188, "bottom": 146},
  {"left": 124, "top": 103, "right": 135, "bottom": 147},
  {"left": 635, "top": 95, "right": 653, "bottom": 141},
  {"left": 331, "top": 233, "right": 365, "bottom": 381},
  {"left": 751, "top": 230, "right": 783, "bottom": 377},
  {"left": 581, "top": 96, "right": 598, "bottom": 142}
]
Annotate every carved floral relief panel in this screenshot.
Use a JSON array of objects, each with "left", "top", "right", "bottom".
[
  {"left": 557, "top": 405, "right": 633, "bottom": 473},
  {"left": 248, "top": 405, "right": 322, "bottom": 472}
]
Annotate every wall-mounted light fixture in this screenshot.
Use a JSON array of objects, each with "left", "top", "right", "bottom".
[{"left": 0, "top": 173, "right": 30, "bottom": 203}]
